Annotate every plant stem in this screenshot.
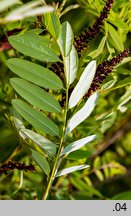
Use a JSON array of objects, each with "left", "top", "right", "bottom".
[
  {"left": 59, "top": 0, "right": 67, "bottom": 12},
  {"left": 42, "top": 82, "right": 69, "bottom": 200}
]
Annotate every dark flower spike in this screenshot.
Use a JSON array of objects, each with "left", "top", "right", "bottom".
[
  {"left": 0, "top": 161, "right": 35, "bottom": 175},
  {"left": 74, "top": 0, "right": 114, "bottom": 55},
  {"left": 49, "top": 0, "right": 114, "bottom": 80},
  {"left": 85, "top": 49, "right": 130, "bottom": 97},
  {"left": 49, "top": 62, "right": 64, "bottom": 80}
]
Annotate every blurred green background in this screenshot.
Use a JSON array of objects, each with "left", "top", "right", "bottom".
[{"left": 0, "top": 0, "right": 131, "bottom": 200}]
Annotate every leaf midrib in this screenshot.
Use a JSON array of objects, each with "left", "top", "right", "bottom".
[{"left": 9, "top": 61, "right": 62, "bottom": 89}]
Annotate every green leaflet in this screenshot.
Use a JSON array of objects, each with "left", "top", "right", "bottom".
[
  {"left": 8, "top": 33, "right": 60, "bottom": 62},
  {"left": 57, "top": 21, "right": 73, "bottom": 57},
  {"left": 31, "top": 149, "right": 50, "bottom": 176},
  {"left": 66, "top": 92, "right": 99, "bottom": 135},
  {"left": 65, "top": 45, "right": 79, "bottom": 85},
  {"left": 10, "top": 78, "right": 61, "bottom": 113},
  {"left": 21, "top": 129, "right": 57, "bottom": 157},
  {"left": 68, "top": 61, "right": 96, "bottom": 109},
  {"left": 12, "top": 99, "right": 59, "bottom": 136},
  {"left": 60, "top": 135, "right": 96, "bottom": 157},
  {"left": 7, "top": 58, "right": 64, "bottom": 90},
  {"left": 55, "top": 165, "right": 90, "bottom": 177},
  {"left": 88, "top": 36, "right": 106, "bottom": 59},
  {"left": 44, "top": 12, "right": 61, "bottom": 39},
  {"left": 108, "top": 23, "right": 124, "bottom": 51},
  {"left": 101, "top": 79, "right": 117, "bottom": 91}
]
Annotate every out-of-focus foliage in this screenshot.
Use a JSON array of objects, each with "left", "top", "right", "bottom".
[{"left": 0, "top": 0, "right": 131, "bottom": 200}]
